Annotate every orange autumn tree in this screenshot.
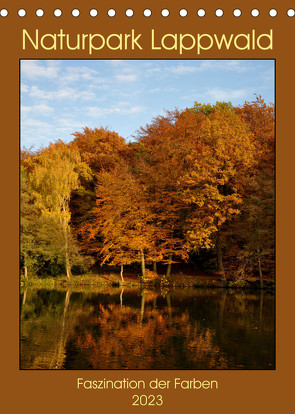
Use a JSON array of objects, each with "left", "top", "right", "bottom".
[
  {"left": 223, "top": 96, "right": 275, "bottom": 286},
  {"left": 187, "top": 103, "right": 256, "bottom": 281},
  {"left": 70, "top": 127, "right": 130, "bottom": 254},
  {"left": 137, "top": 104, "right": 255, "bottom": 281},
  {"left": 80, "top": 164, "right": 163, "bottom": 281},
  {"left": 72, "top": 127, "right": 129, "bottom": 172},
  {"left": 136, "top": 111, "right": 199, "bottom": 278}
]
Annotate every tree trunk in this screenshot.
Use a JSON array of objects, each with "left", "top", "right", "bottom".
[
  {"left": 259, "top": 290, "right": 264, "bottom": 331},
  {"left": 216, "top": 231, "right": 226, "bottom": 285},
  {"left": 140, "top": 249, "right": 146, "bottom": 278},
  {"left": 257, "top": 249, "right": 264, "bottom": 289},
  {"left": 120, "top": 287, "right": 124, "bottom": 307},
  {"left": 24, "top": 265, "right": 28, "bottom": 279},
  {"left": 153, "top": 261, "right": 157, "bottom": 274},
  {"left": 166, "top": 293, "right": 172, "bottom": 322},
  {"left": 166, "top": 254, "right": 173, "bottom": 280},
  {"left": 62, "top": 205, "right": 71, "bottom": 279},
  {"left": 65, "top": 250, "right": 72, "bottom": 279},
  {"left": 217, "top": 290, "right": 226, "bottom": 345},
  {"left": 50, "top": 290, "right": 71, "bottom": 369},
  {"left": 64, "top": 289, "right": 71, "bottom": 310},
  {"left": 120, "top": 264, "right": 124, "bottom": 284},
  {"left": 22, "top": 289, "right": 27, "bottom": 306},
  {"left": 140, "top": 291, "right": 145, "bottom": 323}
]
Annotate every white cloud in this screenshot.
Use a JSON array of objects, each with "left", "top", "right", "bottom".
[
  {"left": 169, "top": 60, "right": 253, "bottom": 76},
  {"left": 89, "top": 83, "right": 110, "bottom": 91},
  {"left": 180, "top": 93, "right": 198, "bottom": 101},
  {"left": 21, "top": 117, "right": 54, "bottom": 131},
  {"left": 128, "top": 106, "right": 145, "bottom": 114},
  {"left": 145, "top": 66, "right": 162, "bottom": 75},
  {"left": 109, "top": 60, "right": 139, "bottom": 82},
  {"left": 109, "top": 60, "right": 125, "bottom": 66},
  {"left": 147, "top": 88, "right": 161, "bottom": 94},
  {"left": 21, "top": 117, "right": 83, "bottom": 148},
  {"left": 21, "top": 60, "right": 60, "bottom": 79},
  {"left": 205, "top": 87, "right": 249, "bottom": 101},
  {"left": 21, "top": 84, "right": 29, "bottom": 93},
  {"left": 116, "top": 73, "right": 138, "bottom": 82},
  {"left": 28, "top": 85, "right": 96, "bottom": 101},
  {"left": 60, "top": 66, "right": 105, "bottom": 84},
  {"left": 169, "top": 65, "right": 201, "bottom": 75},
  {"left": 261, "top": 67, "right": 275, "bottom": 85},
  {"left": 57, "top": 117, "right": 86, "bottom": 129},
  {"left": 21, "top": 103, "right": 54, "bottom": 115},
  {"left": 200, "top": 60, "right": 252, "bottom": 73},
  {"left": 87, "top": 103, "right": 145, "bottom": 118}
]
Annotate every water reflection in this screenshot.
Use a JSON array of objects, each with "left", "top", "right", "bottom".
[{"left": 20, "top": 287, "right": 275, "bottom": 370}]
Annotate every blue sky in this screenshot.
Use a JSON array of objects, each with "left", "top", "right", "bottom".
[{"left": 21, "top": 59, "right": 274, "bottom": 149}]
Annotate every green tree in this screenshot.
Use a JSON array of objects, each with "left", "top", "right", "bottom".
[{"left": 20, "top": 166, "right": 40, "bottom": 278}]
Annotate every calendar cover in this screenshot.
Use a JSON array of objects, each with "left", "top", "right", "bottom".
[{"left": 1, "top": 0, "right": 293, "bottom": 412}]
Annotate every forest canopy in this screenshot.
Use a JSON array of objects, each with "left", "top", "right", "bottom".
[{"left": 21, "top": 96, "right": 275, "bottom": 287}]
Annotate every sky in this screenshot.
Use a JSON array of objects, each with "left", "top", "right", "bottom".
[{"left": 20, "top": 59, "right": 274, "bottom": 149}]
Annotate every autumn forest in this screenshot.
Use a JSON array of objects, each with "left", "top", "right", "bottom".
[{"left": 20, "top": 96, "right": 275, "bottom": 289}]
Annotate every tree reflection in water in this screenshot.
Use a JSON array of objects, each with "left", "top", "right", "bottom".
[{"left": 20, "top": 287, "right": 275, "bottom": 370}]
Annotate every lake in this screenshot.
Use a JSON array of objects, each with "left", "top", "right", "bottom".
[{"left": 20, "top": 286, "right": 275, "bottom": 370}]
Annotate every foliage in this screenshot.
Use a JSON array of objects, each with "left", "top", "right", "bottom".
[
  {"left": 20, "top": 97, "right": 275, "bottom": 283},
  {"left": 22, "top": 141, "right": 93, "bottom": 277},
  {"left": 20, "top": 166, "right": 41, "bottom": 274},
  {"left": 221, "top": 96, "right": 275, "bottom": 281},
  {"left": 136, "top": 104, "right": 255, "bottom": 273},
  {"left": 80, "top": 164, "right": 162, "bottom": 271}
]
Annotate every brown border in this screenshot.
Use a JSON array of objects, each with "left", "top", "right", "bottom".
[{"left": 1, "top": 0, "right": 294, "bottom": 412}]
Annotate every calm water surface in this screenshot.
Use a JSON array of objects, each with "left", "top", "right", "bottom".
[{"left": 20, "top": 287, "right": 275, "bottom": 370}]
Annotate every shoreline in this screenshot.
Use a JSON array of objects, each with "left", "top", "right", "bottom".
[{"left": 20, "top": 273, "right": 275, "bottom": 291}]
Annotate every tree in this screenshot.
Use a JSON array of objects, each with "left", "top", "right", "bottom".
[
  {"left": 136, "top": 110, "right": 202, "bottom": 278},
  {"left": 136, "top": 104, "right": 255, "bottom": 281},
  {"left": 29, "top": 140, "right": 92, "bottom": 278},
  {"left": 20, "top": 166, "right": 40, "bottom": 278},
  {"left": 80, "top": 164, "right": 162, "bottom": 280},
  {"left": 189, "top": 104, "right": 256, "bottom": 281},
  {"left": 70, "top": 127, "right": 130, "bottom": 254},
  {"left": 72, "top": 127, "right": 128, "bottom": 172},
  {"left": 226, "top": 96, "right": 275, "bottom": 286}
]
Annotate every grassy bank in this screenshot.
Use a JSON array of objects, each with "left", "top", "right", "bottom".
[
  {"left": 20, "top": 273, "right": 138, "bottom": 288},
  {"left": 20, "top": 272, "right": 275, "bottom": 290}
]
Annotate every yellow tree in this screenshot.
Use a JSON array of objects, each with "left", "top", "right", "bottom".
[{"left": 29, "top": 140, "right": 91, "bottom": 278}]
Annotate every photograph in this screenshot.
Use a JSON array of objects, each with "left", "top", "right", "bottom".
[{"left": 20, "top": 59, "right": 275, "bottom": 370}]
